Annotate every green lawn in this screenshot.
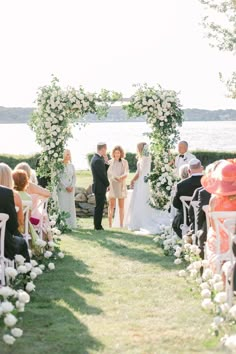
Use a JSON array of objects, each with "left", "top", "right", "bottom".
[
  {"left": 76, "top": 170, "right": 135, "bottom": 189},
  {"left": 1, "top": 218, "right": 222, "bottom": 354}
]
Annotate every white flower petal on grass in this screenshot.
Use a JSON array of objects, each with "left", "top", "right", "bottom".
[
  {"left": 11, "top": 328, "right": 23, "bottom": 338},
  {"left": 3, "top": 334, "right": 15, "bottom": 345},
  {"left": 4, "top": 314, "right": 17, "bottom": 327},
  {"left": 174, "top": 258, "right": 182, "bottom": 265},
  {"left": 48, "top": 262, "right": 55, "bottom": 270},
  {"left": 26, "top": 282, "right": 36, "bottom": 293}
]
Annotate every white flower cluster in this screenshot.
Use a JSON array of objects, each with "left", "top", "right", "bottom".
[{"left": 153, "top": 225, "right": 182, "bottom": 256}]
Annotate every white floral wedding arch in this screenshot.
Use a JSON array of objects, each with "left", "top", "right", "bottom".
[{"left": 30, "top": 79, "right": 183, "bottom": 222}]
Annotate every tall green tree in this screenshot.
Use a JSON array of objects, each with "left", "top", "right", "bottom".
[{"left": 199, "top": 0, "right": 236, "bottom": 98}]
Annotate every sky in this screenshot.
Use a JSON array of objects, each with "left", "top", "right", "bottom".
[{"left": 0, "top": 0, "right": 235, "bottom": 109}]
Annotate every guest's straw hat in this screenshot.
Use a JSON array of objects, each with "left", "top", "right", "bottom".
[{"left": 201, "top": 159, "right": 236, "bottom": 196}]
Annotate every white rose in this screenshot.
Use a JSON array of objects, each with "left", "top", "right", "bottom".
[
  {"left": 17, "top": 265, "right": 28, "bottom": 274},
  {"left": 11, "top": 327, "right": 23, "bottom": 338},
  {"left": 201, "top": 298, "right": 214, "bottom": 311},
  {"left": 58, "top": 252, "right": 64, "bottom": 259},
  {"left": 48, "top": 262, "right": 55, "bottom": 270},
  {"left": 48, "top": 241, "right": 55, "bottom": 248},
  {"left": 15, "top": 301, "right": 25, "bottom": 312},
  {"left": 213, "top": 281, "right": 224, "bottom": 292},
  {"left": 25, "top": 262, "right": 33, "bottom": 272},
  {"left": 201, "top": 289, "right": 211, "bottom": 298},
  {"left": 5, "top": 267, "right": 18, "bottom": 280},
  {"left": 4, "top": 313, "right": 17, "bottom": 327},
  {"left": 214, "top": 292, "right": 227, "bottom": 304},
  {"left": 15, "top": 254, "right": 25, "bottom": 265},
  {"left": 30, "top": 272, "right": 37, "bottom": 280},
  {"left": 17, "top": 290, "right": 30, "bottom": 304},
  {"left": 33, "top": 267, "right": 43, "bottom": 276},
  {"left": 0, "top": 286, "right": 15, "bottom": 298},
  {"left": 26, "top": 282, "right": 36, "bottom": 293},
  {"left": 200, "top": 282, "right": 210, "bottom": 290},
  {"left": 3, "top": 334, "right": 15, "bottom": 345},
  {"left": 44, "top": 251, "right": 53, "bottom": 259},
  {"left": 1, "top": 301, "right": 14, "bottom": 313},
  {"left": 56, "top": 230, "right": 61, "bottom": 235},
  {"left": 202, "top": 269, "right": 213, "bottom": 281},
  {"left": 220, "top": 303, "right": 230, "bottom": 315},
  {"left": 30, "top": 260, "right": 38, "bottom": 267},
  {"left": 224, "top": 335, "right": 236, "bottom": 351},
  {"left": 39, "top": 264, "right": 46, "bottom": 271}
]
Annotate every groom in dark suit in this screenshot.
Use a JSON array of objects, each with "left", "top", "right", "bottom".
[{"left": 91, "top": 143, "right": 110, "bottom": 230}]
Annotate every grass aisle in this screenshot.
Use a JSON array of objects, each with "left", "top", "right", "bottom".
[{"left": 3, "top": 219, "right": 221, "bottom": 354}]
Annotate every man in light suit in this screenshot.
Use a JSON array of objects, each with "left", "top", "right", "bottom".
[{"left": 175, "top": 141, "right": 195, "bottom": 177}]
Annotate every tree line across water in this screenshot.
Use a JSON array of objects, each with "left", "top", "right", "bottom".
[{"left": 0, "top": 106, "right": 236, "bottom": 123}]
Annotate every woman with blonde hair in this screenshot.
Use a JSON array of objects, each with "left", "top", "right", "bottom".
[
  {"left": 0, "top": 162, "right": 24, "bottom": 231},
  {"left": 107, "top": 145, "right": 129, "bottom": 228},
  {"left": 57, "top": 149, "right": 77, "bottom": 229}
]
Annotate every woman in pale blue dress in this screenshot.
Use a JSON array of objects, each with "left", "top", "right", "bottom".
[{"left": 57, "top": 149, "right": 77, "bottom": 229}]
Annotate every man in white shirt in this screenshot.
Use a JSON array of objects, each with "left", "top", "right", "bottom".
[{"left": 175, "top": 141, "right": 195, "bottom": 177}]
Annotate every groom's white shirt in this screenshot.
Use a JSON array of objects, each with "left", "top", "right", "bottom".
[{"left": 175, "top": 151, "right": 196, "bottom": 177}]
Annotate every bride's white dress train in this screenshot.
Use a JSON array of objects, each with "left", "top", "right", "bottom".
[{"left": 113, "top": 156, "right": 171, "bottom": 234}]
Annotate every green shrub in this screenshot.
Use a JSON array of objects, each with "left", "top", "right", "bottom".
[
  {"left": 87, "top": 150, "right": 236, "bottom": 173},
  {"left": 0, "top": 153, "right": 40, "bottom": 169}
]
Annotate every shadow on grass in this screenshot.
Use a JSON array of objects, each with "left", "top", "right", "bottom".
[
  {"left": 71, "top": 228, "right": 176, "bottom": 270},
  {"left": 1, "top": 255, "right": 104, "bottom": 354}
]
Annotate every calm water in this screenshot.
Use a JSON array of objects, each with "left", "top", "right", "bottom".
[{"left": 0, "top": 121, "right": 235, "bottom": 169}]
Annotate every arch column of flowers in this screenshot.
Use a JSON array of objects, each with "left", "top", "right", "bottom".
[{"left": 124, "top": 84, "right": 184, "bottom": 210}]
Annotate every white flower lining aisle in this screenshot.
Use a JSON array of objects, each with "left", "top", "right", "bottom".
[
  {"left": 0, "top": 223, "right": 65, "bottom": 347},
  {"left": 154, "top": 226, "right": 236, "bottom": 352}
]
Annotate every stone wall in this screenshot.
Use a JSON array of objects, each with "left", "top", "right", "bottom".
[{"left": 74, "top": 186, "right": 108, "bottom": 217}]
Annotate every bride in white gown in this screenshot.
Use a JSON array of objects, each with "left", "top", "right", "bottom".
[{"left": 126, "top": 142, "right": 170, "bottom": 234}]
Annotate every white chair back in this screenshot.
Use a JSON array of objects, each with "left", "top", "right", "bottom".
[
  {"left": 202, "top": 205, "right": 210, "bottom": 231},
  {"left": 209, "top": 211, "right": 236, "bottom": 274},
  {"left": 22, "top": 200, "right": 32, "bottom": 245},
  {"left": 0, "top": 213, "right": 9, "bottom": 286},
  {"left": 190, "top": 200, "right": 199, "bottom": 244},
  {"left": 223, "top": 219, "right": 236, "bottom": 306},
  {"left": 180, "top": 196, "right": 192, "bottom": 237},
  {"left": 32, "top": 198, "right": 49, "bottom": 239}
]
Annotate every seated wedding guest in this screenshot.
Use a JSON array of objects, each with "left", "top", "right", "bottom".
[
  {"left": 12, "top": 169, "right": 40, "bottom": 252},
  {"left": 0, "top": 185, "right": 30, "bottom": 262},
  {"left": 201, "top": 159, "right": 236, "bottom": 270},
  {"left": 175, "top": 141, "right": 195, "bottom": 177},
  {"left": 179, "top": 164, "right": 190, "bottom": 180},
  {"left": 15, "top": 162, "right": 52, "bottom": 239},
  {"left": 107, "top": 145, "right": 129, "bottom": 228},
  {"left": 0, "top": 162, "right": 24, "bottom": 232},
  {"left": 57, "top": 149, "right": 77, "bottom": 229},
  {"left": 14, "top": 162, "right": 51, "bottom": 199},
  {"left": 172, "top": 158, "right": 203, "bottom": 237}
]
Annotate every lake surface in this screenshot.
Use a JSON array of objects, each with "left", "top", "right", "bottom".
[{"left": 0, "top": 121, "right": 235, "bottom": 169}]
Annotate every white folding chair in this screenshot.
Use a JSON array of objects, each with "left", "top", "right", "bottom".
[
  {"left": 0, "top": 213, "right": 9, "bottom": 286},
  {"left": 202, "top": 205, "right": 210, "bottom": 232},
  {"left": 22, "top": 200, "right": 32, "bottom": 246},
  {"left": 223, "top": 219, "right": 236, "bottom": 306},
  {"left": 190, "top": 200, "right": 199, "bottom": 245},
  {"left": 180, "top": 196, "right": 192, "bottom": 237},
  {"left": 209, "top": 211, "right": 236, "bottom": 274},
  {"left": 32, "top": 198, "right": 49, "bottom": 239}
]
